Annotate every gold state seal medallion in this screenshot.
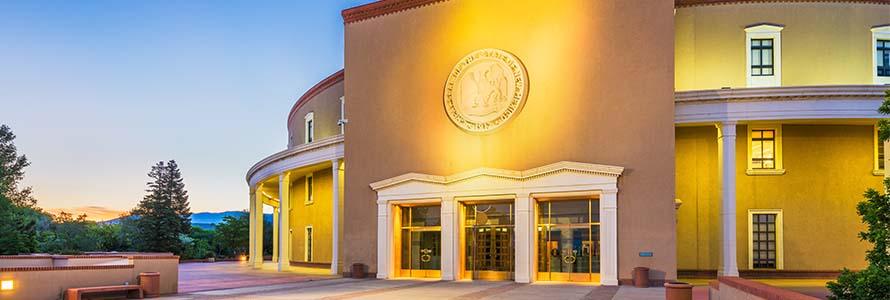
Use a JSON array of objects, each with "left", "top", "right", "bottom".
[{"left": 444, "top": 49, "right": 528, "bottom": 133}]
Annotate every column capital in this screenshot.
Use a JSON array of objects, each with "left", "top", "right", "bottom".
[{"left": 600, "top": 188, "right": 618, "bottom": 195}]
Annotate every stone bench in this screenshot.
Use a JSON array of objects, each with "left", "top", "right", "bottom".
[{"left": 65, "top": 285, "right": 144, "bottom": 300}]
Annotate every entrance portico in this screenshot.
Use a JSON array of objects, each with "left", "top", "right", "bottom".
[{"left": 371, "top": 161, "right": 623, "bottom": 285}]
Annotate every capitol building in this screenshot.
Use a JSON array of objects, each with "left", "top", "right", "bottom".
[{"left": 245, "top": 0, "right": 890, "bottom": 285}]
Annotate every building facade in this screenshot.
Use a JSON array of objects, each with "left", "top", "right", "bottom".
[{"left": 246, "top": 0, "right": 890, "bottom": 286}]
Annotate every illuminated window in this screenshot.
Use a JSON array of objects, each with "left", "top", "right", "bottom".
[
  {"left": 747, "top": 125, "right": 784, "bottom": 175},
  {"left": 748, "top": 209, "right": 784, "bottom": 270},
  {"left": 745, "top": 24, "right": 783, "bottom": 87},
  {"left": 305, "top": 226, "right": 313, "bottom": 262},
  {"left": 0, "top": 280, "right": 12, "bottom": 291},
  {"left": 751, "top": 129, "right": 776, "bottom": 169},
  {"left": 874, "top": 25, "right": 890, "bottom": 84},
  {"left": 751, "top": 39, "right": 774, "bottom": 76},
  {"left": 304, "top": 112, "right": 314, "bottom": 144},
  {"left": 305, "top": 173, "right": 314, "bottom": 205},
  {"left": 878, "top": 40, "right": 890, "bottom": 77}
]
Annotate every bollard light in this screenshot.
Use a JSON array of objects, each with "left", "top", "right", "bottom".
[{"left": 1, "top": 280, "right": 13, "bottom": 291}]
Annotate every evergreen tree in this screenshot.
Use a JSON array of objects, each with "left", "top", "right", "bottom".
[
  {"left": 0, "top": 124, "right": 39, "bottom": 254},
  {"left": 131, "top": 160, "right": 192, "bottom": 254},
  {"left": 0, "top": 124, "right": 36, "bottom": 208}
]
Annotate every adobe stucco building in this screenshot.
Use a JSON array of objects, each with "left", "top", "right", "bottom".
[{"left": 246, "top": 0, "right": 890, "bottom": 286}]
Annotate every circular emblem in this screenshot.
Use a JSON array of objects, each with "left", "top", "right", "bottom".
[{"left": 444, "top": 49, "right": 529, "bottom": 133}]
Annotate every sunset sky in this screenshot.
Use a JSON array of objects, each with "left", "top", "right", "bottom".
[{"left": 0, "top": 0, "right": 372, "bottom": 219}]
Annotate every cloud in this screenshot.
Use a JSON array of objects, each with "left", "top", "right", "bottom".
[{"left": 45, "top": 206, "right": 128, "bottom": 222}]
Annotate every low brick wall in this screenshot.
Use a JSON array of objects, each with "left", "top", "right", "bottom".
[
  {"left": 709, "top": 276, "right": 821, "bottom": 300},
  {"left": 0, "top": 254, "right": 179, "bottom": 300}
]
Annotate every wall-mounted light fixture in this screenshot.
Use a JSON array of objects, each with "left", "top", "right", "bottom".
[{"left": 1, "top": 280, "right": 13, "bottom": 291}]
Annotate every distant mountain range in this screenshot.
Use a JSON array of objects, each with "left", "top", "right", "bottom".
[{"left": 101, "top": 211, "right": 272, "bottom": 230}]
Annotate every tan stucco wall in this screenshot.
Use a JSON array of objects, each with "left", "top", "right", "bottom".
[
  {"left": 344, "top": 0, "right": 676, "bottom": 281},
  {"left": 288, "top": 80, "right": 343, "bottom": 147},
  {"left": 289, "top": 168, "right": 335, "bottom": 264},
  {"left": 676, "top": 124, "right": 877, "bottom": 271},
  {"left": 0, "top": 258, "right": 178, "bottom": 300},
  {"left": 675, "top": 3, "right": 890, "bottom": 91}
]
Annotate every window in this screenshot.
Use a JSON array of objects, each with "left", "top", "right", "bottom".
[
  {"left": 875, "top": 125, "right": 885, "bottom": 175},
  {"left": 745, "top": 24, "right": 783, "bottom": 87},
  {"left": 873, "top": 25, "right": 890, "bottom": 84},
  {"left": 305, "top": 226, "right": 313, "bottom": 262},
  {"left": 304, "top": 112, "right": 314, "bottom": 144},
  {"left": 751, "top": 39, "right": 774, "bottom": 76},
  {"left": 338, "top": 96, "right": 347, "bottom": 135},
  {"left": 878, "top": 40, "right": 890, "bottom": 77},
  {"left": 305, "top": 173, "right": 314, "bottom": 205},
  {"left": 747, "top": 125, "right": 784, "bottom": 175},
  {"left": 751, "top": 129, "right": 776, "bottom": 169},
  {"left": 748, "top": 209, "right": 784, "bottom": 270}
]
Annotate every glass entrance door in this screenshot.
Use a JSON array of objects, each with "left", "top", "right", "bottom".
[
  {"left": 397, "top": 205, "right": 441, "bottom": 278},
  {"left": 463, "top": 202, "right": 514, "bottom": 280},
  {"left": 536, "top": 199, "right": 601, "bottom": 282}
]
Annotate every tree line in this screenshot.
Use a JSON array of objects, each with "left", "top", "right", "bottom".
[{"left": 0, "top": 124, "right": 253, "bottom": 260}]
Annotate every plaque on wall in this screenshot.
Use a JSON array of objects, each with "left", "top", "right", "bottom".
[{"left": 443, "top": 48, "right": 529, "bottom": 134}]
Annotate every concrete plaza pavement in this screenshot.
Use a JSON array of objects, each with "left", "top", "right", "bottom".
[{"left": 163, "top": 278, "right": 665, "bottom": 300}]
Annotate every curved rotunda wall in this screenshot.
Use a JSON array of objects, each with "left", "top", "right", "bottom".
[
  {"left": 287, "top": 72, "right": 344, "bottom": 147},
  {"left": 675, "top": 1, "right": 890, "bottom": 91}
]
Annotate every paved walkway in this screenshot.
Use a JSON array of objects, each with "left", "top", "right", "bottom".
[
  {"left": 178, "top": 261, "right": 337, "bottom": 293},
  {"left": 164, "top": 277, "right": 664, "bottom": 300}
]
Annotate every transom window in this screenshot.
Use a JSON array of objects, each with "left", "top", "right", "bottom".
[
  {"left": 878, "top": 39, "right": 890, "bottom": 77},
  {"left": 751, "top": 129, "right": 776, "bottom": 169},
  {"left": 751, "top": 39, "right": 774, "bottom": 76},
  {"left": 751, "top": 213, "right": 777, "bottom": 269}
]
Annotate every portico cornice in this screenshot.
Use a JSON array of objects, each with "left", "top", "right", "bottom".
[
  {"left": 246, "top": 134, "right": 344, "bottom": 187},
  {"left": 369, "top": 161, "right": 624, "bottom": 191},
  {"left": 674, "top": 85, "right": 889, "bottom": 124}
]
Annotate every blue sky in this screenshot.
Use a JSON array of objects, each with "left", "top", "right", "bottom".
[{"left": 0, "top": 0, "right": 372, "bottom": 216}]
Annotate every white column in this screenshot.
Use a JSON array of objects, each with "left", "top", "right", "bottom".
[
  {"left": 254, "top": 187, "right": 264, "bottom": 268},
  {"left": 248, "top": 189, "right": 257, "bottom": 265},
  {"left": 718, "top": 121, "right": 740, "bottom": 276},
  {"left": 272, "top": 206, "right": 279, "bottom": 263},
  {"left": 278, "top": 172, "right": 291, "bottom": 272},
  {"left": 514, "top": 193, "right": 534, "bottom": 283},
  {"left": 376, "top": 201, "right": 389, "bottom": 279},
  {"left": 330, "top": 159, "right": 340, "bottom": 275},
  {"left": 441, "top": 195, "right": 456, "bottom": 280},
  {"left": 600, "top": 188, "right": 619, "bottom": 286}
]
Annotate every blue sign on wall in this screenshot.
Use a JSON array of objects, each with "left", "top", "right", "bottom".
[{"left": 639, "top": 252, "right": 654, "bottom": 257}]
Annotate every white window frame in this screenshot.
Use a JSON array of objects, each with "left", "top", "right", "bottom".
[
  {"left": 304, "top": 112, "right": 315, "bottom": 144},
  {"left": 746, "top": 124, "right": 785, "bottom": 175},
  {"left": 745, "top": 24, "right": 783, "bottom": 88},
  {"left": 338, "top": 96, "right": 347, "bottom": 135},
  {"left": 747, "top": 209, "right": 784, "bottom": 270},
  {"left": 872, "top": 25, "right": 890, "bottom": 84},
  {"left": 304, "top": 225, "right": 313, "bottom": 262},
  {"left": 875, "top": 125, "right": 886, "bottom": 176},
  {"left": 305, "top": 173, "right": 314, "bottom": 205}
]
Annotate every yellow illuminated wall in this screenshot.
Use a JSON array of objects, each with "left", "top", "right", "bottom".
[
  {"left": 676, "top": 124, "right": 878, "bottom": 271},
  {"left": 289, "top": 168, "right": 335, "bottom": 264},
  {"left": 675, "top": 3, "right": 890, "bottom": 91}
]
